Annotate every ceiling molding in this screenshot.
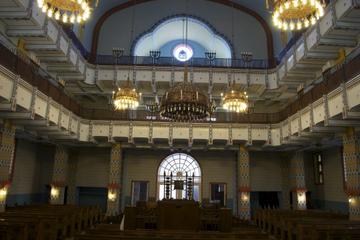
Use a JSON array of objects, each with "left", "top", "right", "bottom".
[{"left": 90, "top": 0, "right": 275, "bottom": 66}]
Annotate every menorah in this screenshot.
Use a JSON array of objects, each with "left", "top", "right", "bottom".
[{"left": 163, "top": 171, "right": 194, "bottom": 200}]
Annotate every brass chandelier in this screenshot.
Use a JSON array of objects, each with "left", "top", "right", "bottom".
[
  {"left": 112, "top": 78, "right": 140, "bottom": 111},
  {"left": 160, "top": 67, "right": 214, "bottom": 122},
  {"left": 272, "top": 0, "right": 325, "bottom": 31},
  {"left": 37, "top": 0, "right": 91, "bottom": 23},
  {"left": 222, "top": 87, "right": 249, "bottom": 113}
]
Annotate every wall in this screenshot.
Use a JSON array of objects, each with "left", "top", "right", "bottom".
[
  {"left": 7, "top": 139, "right": 55, "bottom": 206},
  {"left": 93, "top": 0, "right": 269, "bottom": 59},
  {"left": 75, "top": 147, "right": 110, "bottom": 187},
  {"left": 304, "top": 147, "right": 348, "bottom": 214},
  {"left": 121, "top": 149, "right": 236, "bottom": 210}
]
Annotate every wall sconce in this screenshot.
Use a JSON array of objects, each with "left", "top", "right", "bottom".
[
  {"left": 297, "top": 192, "right": 306, "bottom": 203},
  {"left": 108, "top": 190, "right": 117, "bottom": 202},
  {"left": 349, "top": 197, "right": 354, "bottom": 204},
  {"left": 50, "top": 186, "right": 60, "bottom": 199},
  {"left": 0, "top": 187, "right": 8, "bottom": 201},
  {"left": 241, "top": 192, "right": 249, "bottom": 201}
]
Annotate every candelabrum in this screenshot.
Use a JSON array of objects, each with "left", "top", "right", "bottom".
[
  {"left": 112, "top": 48, "right": 124, "bottom": 65},
  {"left": 205, "top": 52, "right": 216, "bottom": 63},
  {"left": 241, "top": 52, "right": 253, "bottom": 67}
]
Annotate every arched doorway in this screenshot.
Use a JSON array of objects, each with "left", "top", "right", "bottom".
[{"left": 158, "top": 153, "right": 201, "bottom": 201}]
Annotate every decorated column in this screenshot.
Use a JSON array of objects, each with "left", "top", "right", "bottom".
[
  {"left": 237, "top": 145, "right": 251, "bottom": 220},
  {"left": 50, "top": 145, "right": 69, "bottom": 205},
  {"left": 0, "top": 120, "right": 16, "bottom": 212},
  {"left": 290, "top": 151, "right": 307, "bottom": 210},
  {"left": 106, "top": 143, "right": 122, "bottom": 216},
  {"left": 342, "top": 127, "right": 360, "bottom": 220}
]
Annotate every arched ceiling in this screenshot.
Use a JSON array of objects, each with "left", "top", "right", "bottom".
[{"left": 81, "top": 0, "right": 284, "bottom": 61}]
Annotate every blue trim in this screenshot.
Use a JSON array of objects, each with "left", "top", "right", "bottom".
[{"left": 131, "top": 14, "right": 235, "bottom": 58}]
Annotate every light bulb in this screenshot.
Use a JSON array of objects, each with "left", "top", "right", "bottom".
[
  {"left": 81, "top": 2, "right": 87, "bottom": 9},
  {"left": 293, "top": 0, "right": 299, "bottom": 7},
  {"left": 47, "top": 8, "right": 53, "bottom": 18},
  {"left": 54, "top": 11, "right": 60, "bottom": 20},
  {"left": 62, "top": 14, "right": 68, "bottom": 23},
  {"left": 70, "top": 14, "right": 75, "bottom": 23},
  {"left": 290, "top": 21, "right": 295, "bottom": 30},
  {"left": 304, "top": 19, "right": 310, "bottom": 27},
  {"left": 42, "top": 4, "right": 48, "bottom": 13},
  {"left": 285, "top": 2, "right": 290, "bottom": 9},
  {"left": 297, "top": 21, "right": 302, "bottom": 30},
  {"left": 301, "top": 0, "right": 307, "bottom": 4},
  {"left": 37, "top": 0, "right": 44, "bottom": 8},
  {"left": 311, "top": 16, "right": 316, "bottom": 25},
  {"left": 76, "top": 15, "right": 82, "bottom": 23},
  {"left": 283, "top": 22, "right": 289, "bottom": 30},
  {"left": 77, "top": 0, "right": 83, "bottom": 4}
]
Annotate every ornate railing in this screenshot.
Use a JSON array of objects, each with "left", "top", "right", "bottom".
[
  {"left": 94, "top": 54, "right": 269, "bottom": 69},
  {"left": 0, "top": 40, "right": 359, "bottom": 124}
]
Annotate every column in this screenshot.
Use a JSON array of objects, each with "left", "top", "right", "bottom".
[
  {"left": 106, "top": 143, "right": 122, "bottom": 216},
  {"left": 290, "top": 151, "right": 307, "bottom": 210},
  {"left": 237, "top": 145, "right": 251, "bottom": 220},
  {"left": 50, "top": 145, "right": 69, "bottom": 205},
  {"left": 0, "top": 120, "right": 16, "bottom": 212},
  {"left": 342, "top": 127, "right": 360, "bottom": 220}
]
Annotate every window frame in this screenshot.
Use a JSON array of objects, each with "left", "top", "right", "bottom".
[
  {"left": 131, "top": 180, "right": 149, "bottom": 206},
  {"left": 313, "top": 152, "right": 324, "bottom": 185},
  {"left": 209, "top": 182, "right": 227, "bottom": 207}
]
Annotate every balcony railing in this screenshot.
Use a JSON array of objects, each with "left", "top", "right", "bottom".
[
  {"left": 94, "top": 54, "right": 269, "bottom": 69},
  {"left": 0, "top": 40, "right": 359, "bottom": 124}
]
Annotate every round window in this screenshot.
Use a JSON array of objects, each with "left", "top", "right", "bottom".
[{"left": 173, "top": 44, "right": 193, "bottom": 62}]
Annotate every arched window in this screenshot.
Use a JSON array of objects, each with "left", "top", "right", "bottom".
[
  {"left": 158, "top": 153, "right": 201, "bottom": 201},
  {"left": 133, "top": 16, "right": 232, "bottom": 60}
]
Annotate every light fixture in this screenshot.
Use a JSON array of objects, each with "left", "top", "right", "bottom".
[
  {"left": 160, "top": 66, "right": 214, "bottom": 122},
  {"left": 108, "top": 190, "right": 117, "bottom": 202},
  {"left": 37, "top": 0, "right": 92, "bottom": 23},
  {"left": 272, "top": 0, "right": 325, "bottom": 31},
  {"left": 112, "top": 78, "right": 140, "bottom": 111},
  {"left": 50, "top": 186, "right": 60, "bottom": 199}
]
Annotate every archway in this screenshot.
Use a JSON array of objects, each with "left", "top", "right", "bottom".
[{"left": 158, "top": 153, "right": 201, "bottom": 201}]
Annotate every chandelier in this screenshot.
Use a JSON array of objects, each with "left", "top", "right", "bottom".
[
  {"left": 112, "top": 79, "right": 140, "bottom": 111},
  {"left": 37, "top": 0, "right": 91, "bottom": 23},
  {"left": 160, "top": 67, "right": 214, "bottom": 122},
  {"left": 272, "top": 0, "right": 325, "bottom": 31},
  {"left": 222, "top": 88, "right": 249, "bottom": 113}
]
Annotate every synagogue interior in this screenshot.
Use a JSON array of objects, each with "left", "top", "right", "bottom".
[{"left": 0, "top": 0, "right": 360, "bottom": 239}]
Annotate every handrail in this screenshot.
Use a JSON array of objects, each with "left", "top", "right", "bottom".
[
  {"left": 0, "top": 40, "right": 359, "bottom": 124},
  {"left": 62, "top": 26, "right": 303, "bottom": 69}
]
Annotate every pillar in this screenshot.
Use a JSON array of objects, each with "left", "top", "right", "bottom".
[
  {"left": 0, "top": 120, "right": 16, "bottom": 212},
  {"left": 237, "top": 145, "right": 251, "bottom": 220},
  {"left": 342, "top": 127, "right": 360, "bottom": 220},
  {"left": 290, "top": 151, "right": 307, "bottom": 210},
  {"left": 106, "top": 143, "right": 122, "bottom": 216},
  {"left": 50, "top": 145, "right": 69, "bottom": 205}
]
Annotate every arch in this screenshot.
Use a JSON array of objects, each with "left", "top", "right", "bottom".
[
  {"left": 90, "top": 0, "right": 275, "bottom": 66},
  {"left": 132, "top": 15, "right": 233, "bottom": 59},
  {"left": 157, "top": 153, "right": 201, "bottom": 200}
]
